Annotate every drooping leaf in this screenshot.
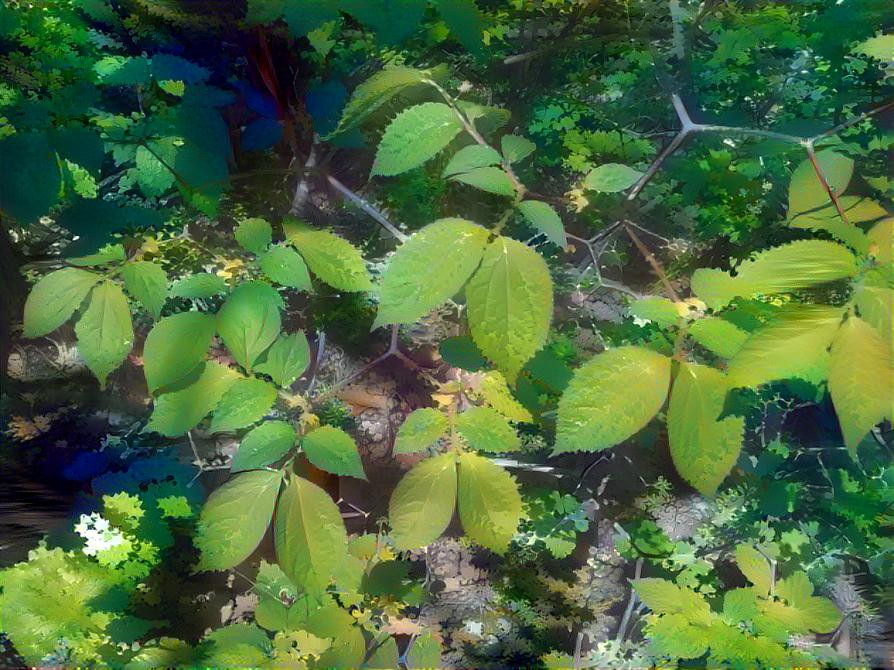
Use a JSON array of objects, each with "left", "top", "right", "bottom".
[
  {"left": 254, "top": 331, "right": 311, "bottom": 388},
  {"left": 301, "top": 425, "right": 366, "bottom": 480},
  {"left": 394, "top": 408, "right": 448, "bottom": 454},
  {"left": 235, "top": 217, "right": 273, "bottom": 254},
  {"left": 456, "top": 406, "right": 520, "bottom": 453},
  {"left": 283, "top": 220, "right": 373, "bottom": 291},
  {"left": 788, "top": 150, "right": 854, "bottom": 217},
  {"left": 371, "top": 102, "right": 463, "bottom": 177},
  {"left": 554, "top": 346, "right": 671, "bottom": 454},
  {"left": 143, "top": 312, "right": 216, "bottom": 393},
  {"left": 450, "top": 166, "right": 516, "bottom": 196},
  {"left": 828, "top": 316, "right": 893, "bottom": 451},
  {"left": 209, "top": 377, "right": 277, "bottom": 433},
  {"left": 67, "top": 245, "right": 126, "bottom": 267},
  {"left": 466, "top": 236, "right": 553, "bottom": 382},
  {"left": 146, "top": 362, "right": 240, "bottom": 436},
  {"left": 195, "top": 469, "right": 282, "bottom": 570},
  {"left": 374, "top": 218, "right": 489, "bottom": 327},
  {"left": 232, "top": 421, "right": 297, "bottom": 473},
  {"left": 389, "top": 452, "right": 457, "bottom": 550},
  {"left": 275, "top": 476, "right": 348, "bottom": 595},
  {"left": 168, "top": 273, "right": 228, "bottom": 299},
  {"left": 434, "top": 0, "right": 484, "bottom": 52},
  {"left": 23, "top": 268, "right": 103, "bottom": 338},
  {"left": 517, "top": 200, "right": 566, "bottom": 248},
  {"left": 478, "top": 370, "right": 533, "bottom": 422},
  {"left": 735, "top": 544, "right": 772, "bottom": 596},
  {"left": 854, "top": 275, "right": 892, "bottom": 339},
  {"left": 258, "top": 244, "right": 312, "bottom": 290},
  {"left": 500, "top": 134, "right": 536, "bottom": 164},
  {"left": 583, "top": 163, "right": 643, "bottom": 192},
  {"left": 456, "top": 451, "right": 522, "bottom": 553},
  {"left": 667, "top": 362, "right": 744, "bottom": 495},
  {"left": 121, "top": 261, "right": 168, "bottom": 320},
  {"left": 628, "top": 296, "right": 681, "bottom": 328},
  {"left": 442, "top": 144, "right": 501, "bottom": 177},
  {"left": 439, "top": 335, "right": 488, "bottom": 371},
  {"left": 688, "top": 318, "right": 749, "bottom": 358},
  {"left": 74, "top": 281, "right": 134, "bottom": 386},
  {"left": 216, "top": 281, "right": 282, "bottom": 371}
]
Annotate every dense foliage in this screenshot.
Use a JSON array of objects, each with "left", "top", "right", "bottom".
[{"left": 1, "top": 0, "right": 892, "bottom": 667}]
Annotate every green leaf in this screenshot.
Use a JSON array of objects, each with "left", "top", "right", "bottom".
[
  {"left": 389, "top": 452, "right": 457, "bottom": 550},
  {"left": 646, "top": 613, "right": 709, "bottom": 660},
  {"left": 258, "top": 245, "right": 312, "bottom": 290},
  {"left": 501, "top": 134, "right": 536, "bottom": 164},
  {"left": 232, "top": 421, "right": 297, "bottom": 473},
  {"left": 629, "top": 296, "right": 681, "bottom": 328},
  {"left": 734, "top": 544, "right": 772, "bottom": 596},
  {"left": 788, "top": 196, "right": 881, "bottom": 254},
  {"left": 209, "top": 377, "right": 277, "bottom": 433},
  {"left": 688, "top": 318, "right": 749, "bottom": 358},
  {"left": 632, "top": 579, "right": 712, "bottom": 625},
  {"left": 371, "top": 102, "right": 463, "bottom": 177},
  {"left": 456, "top": 406, "right": 520, "bottom": 453},
  {"left": 554, "top": 346, "right": 671, "bottom": 454},
  {"left": 828, "top": 316, "right": 893, "bottom": 451},
  {"left": 235, "top": 217, "right": 273, "bottom": 254},
  {"left": 283, "top": 220, "right": 373, "bottom": 291},
  {"left": 168, "top": 273, "right": 228, "bottom": 299},
  {"left": 146, "top": 362, "right": 240, "bottom": 436},
  {"left": 74, "top": 282, "right": 134, "bottom": 386},
  {"left": 449, "top": 166, "right": 516, "bottom": 196},
  {"left": 727, "top": 305, "right": 843, "bottom": 387},
  {"left": 722, "top": 588, "right": 759, "bottom": 624},
  {"left": 195, "top": 469, "right": 282, "bottom": 570},
  {"left": 394, "top": 408, "right": 448, "bottom": 454},
  {"left": 134, "top": 142, "right": 176, "bottom": 197},
  {"left": 478, "top": 370, "right": 533, "bottom": 422},
  {"left": 365, "top": 635, "right": 400, "bottom": 668},
  {"left": 667, "top": 363, "right": 744, "bottom": 495},
  {"left": 788, "top": 150, "right": 854, "bottom": 216},
  {"left": 374, "top": 218, "right": 489, "bottom": 327},
  {"left": 456, "top": 450, "right": 522, "bottom": 553},
  {"left": 254, "top": 331, "right": 311, "bottom": 388},
  {"left": 216, "top": 281, "right": 282, "bottom": 371},
  {"left": 457, "top": 101, "right": 510, "bottom": 137},
  {"left": 434, "top": 0, "right": 484, "bottom": 52},
  {"left": 853, "top": 33, "right": 894, "bottom": 61},
  {"left": 23, "top": 268, "right": 102, "bottom": 338},
  {"left": 854, "top": 278, "right": 892, "bottom": 340},
  {"left": 143, "top": 312, "right": 216, "bottom": 393},
  {"left": 583, "top": 163, "right": 643, "bottom": 192},
  {"left": 121, "top": 261, "right": 168, "bottom": 320},
  {"left": 442, "top": 144, "right": 501, "bottom": 177},
  {"left": 774, "top": 571, "right": 841, "bottom": 633},
  {"left": 439, "top": 335, "right": 487, "bottom": 371},
  {"left": 406, "top": 632, "right": 442, "bottom": 669},
  {"left": 275, "top": 476, "right": 348, "bottom": 594},
  {"left": 301, "top": 425, "right": 366, "bottom": 479},
  {"left": 517, "top": 200, "right": 566, "bottom": 248},
  {"left": 466, "top": 236, "right": 553, "bottom": 382},
  {"left": 340, "top": 0, "right": 426, "bottom": 44},
  {"left": 67, "top": 245, "right": 127, "bottom": 267},
  {"left": 0, "top": 132, "right": 61, "bottom": 223}
]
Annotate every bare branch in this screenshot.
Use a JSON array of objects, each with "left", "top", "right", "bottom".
[{"left": 326, "top": 174, "right": 408, "bottom": 242}]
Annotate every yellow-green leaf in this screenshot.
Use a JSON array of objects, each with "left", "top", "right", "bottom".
[
  {"left": 394, "top": 408, "right": 448, "bottom": 454},
  {"left": 734, "top": 544, "right": 772, "bottom": 596},
  {"left": 146, "top": 362, "right": 240, "bottom": 436},
  {"left": 232, "top": 421, "right": 296, "bottom": 473},
  {"left": 235, "top": 217, "right": 273, "bottom": 254},
  {"left": 389, "top": 452, "right": 457, "bottom": 550},
  {"left": 254, "top": 331, "right": 311, "bottom": 388},
  {"left": 121, "top": 261, "right": 168, "bottom": 320},
  {"left": 788, "top": 150, "right": 854, "bottom": 217},
  {"left": 209, "top": 377, "right": 277, "bottom": 433},
  {"left": 456, "top": 406, "right": 520, "bottom": 453},
  {"left": 371, "top": 102, "right": 463, "bottom": 177},
  {"left": 258, "top": 244, "right": 312, "bottom": 290},
  {"left": 74, "top": 281, "right": 134, "bottom": 386},
  {"left": 23, "top": 267, "right": 102, "bottom": 338},
  {"left": 687, "top": 317, "right": 749, "bottom": 358},
  {"left": 216, "top": 281, "right": 282, "bottom": 371},
  {"left": 143, "top": 312, "right": 216, "bottom": 393},
  {"left": 517, "top": 200, "right": 566, "bottom": 248},
  {"left": 456, "top": 450, "right": 522, "bottom": 553},
  {"left": 301, "top": 425, "right": 366, "bottom": 480},
  {"left": 283, "top": 220, "right": 372, "bottom": 291}
]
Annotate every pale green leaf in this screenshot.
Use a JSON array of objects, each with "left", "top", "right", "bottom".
[
  {"left": 516, "top": 200, "right": 566, "bottom": 248},
  {"left": 365, "top": 635, "right": 399, "bottom": 668},
  {"left": 735, "top": 544, "right": 772, "bottom": 596},
  {"left": 456, "top": 406, "right": 520, "bottom": 453},
  {"left": 442, "top": 144, "right": 501, "bottom": 177},
  {"left": 275, "top": 476, "right": 348, "bottom": 594},
  {"left": 647, "top": 613, "right": 709, "bottom": 660},
  {"left": 389, "top": 452, "right": 457, "bottom": 550},
  {"left": 168, "top": 273, "right": 228, "bottom": 299},
  {"left": 394, "top": 408, "right": 448, "bottom": 454},
  {"left": 632, "top": 579, "right": 712, "bottom": 624},
  {"left": 668, "top": 362, "right": 743, "bottom": 495},
  {"left": 374, "top": 218, "right": 489, "bottom": 327},
  {"left": 283, "top": 220, "right": 373, "bottom": 291},
  {"left": 134, "top": 143, "right": 176, "bottom": 197},
  {"left": 690, "top": 268, "right": 742, "bottom": 310},
  {"left": 259, "top": 244, "right": 312, "bottom": 290},
  {"left": 628, "top": 296, "right": 681, "bottom": 328},
  {"left": 457, "top": 450, "right": 522, "bottom": 553},
  {"left": 457, "top": 101, "right": 510, "bottom": 137},
  {"left": 121, "top": 261, "right": 168, "bottom": 319},
  {"left": 554, "top": 346, "right": 671, "bottom": 454},
  {"left": 788, "top": 150, "right": 854, "bottom": 216},
  {"left": 583, "top": 163, "right": 643, "bottom": 192},
  {"left": 143, "top": 312, "right": 216, "bottom": 393},
  {"left": 195, "top": 469, "right": 282, "bottom": 570},
  {"left": 23, "top": 268, "right": 102, "bottom": 338},
  {"left": 449, "top": 165, "right": 516, "bottom": 196},
  {"left": 210, "top": 377, "right": 277, "bottom": 433},
  {"left": 301, "top": 425, "right": 366, "bottom": 480},
  {"left": 500, "top": 134, "right": 536, "bottom": 164},
  {"left": 74, "top": 281, "right": 134, "bottom": 386},
  {"left": 852, "top": 34, "right": 894, "bottom": 62},
  {"left": 688, "top": 318, "right": 749, "bottom": 358},
  {"left": 254, "top": 331, "right": 311, "bottom": 388},
  {"left": 466, "top": 236, "right": 553, "bottom": 382},
  {"left": 854, "top": 278, "right": 892, "bottom": 339},
  {"left": 67, "top": 245, "right": 126, "bottom": 267},
  {"left": 722, "top": 588, "right": 759, "bottom": 624},
  {"left": 371, "top": 102, "right": 463, "bottom": 177},
  {"left": 478, "top": 370, "right": 533, "bottom": 422},
  {"left": 406, "top": 632, "right": 442, "bottom": 670},
  {"left": 216, "top": 281, "right": 282, "bottom": 371},
  {"left": 146, "top": 362, "right": 240, "bottom": 436},
  {"left": 788, "top": 196, "right": 883, "bottom": 254},
  {"left": 829, "top": 316, "right": 893, "bottom": 451},
  {"left": 235, "top": 217, "right": 273, "bottom": 254},
  {"left": 232, "top": 421, "right": 296, "bottom": 473}
]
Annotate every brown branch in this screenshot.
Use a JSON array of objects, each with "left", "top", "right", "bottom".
[
  {"left": 804, "top": 142, "right": 852, "bottom": 227},
  {"left": 623, "top": 222, "right": 680, "bottom": 301}
]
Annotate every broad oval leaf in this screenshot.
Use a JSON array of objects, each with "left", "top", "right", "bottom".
[
  {"left": 788, "top": 150, "right": 854, "bottom": 217},
  {"left": 449, "top": 166, "right": 516, "bottom": 196},
  {"left": 121, "top": 261, "right": 168, "bottom": 320},
  {"left": 371, "top": 102, "right": 463, "bottom": 177},
  {"left": 168, "top": 273, "right": 228, "bottom": 299},
  {"left": 374, "top": 218, "right": 489, "bottom": 327},
  {"left": 232, "top": 420, "right": 297, "bottom": 473},
  {"left": 254, "top": 331, "right": 311, "bottom": 388},
  {"left": 466, "top": 236, "right": 553, "bottom": 383},
  {"left": 146, "top": 361, "right": 240, "bottom": 436},
  {"left": 394, "top": 408, "right": 448, "bottom": 454},
  {"left": 500, "top": 134, "right": 536, "bottom": 164},
  {"left": 258, "top": 244, "right": 312, "bottom": 290},
  {"left": 628, "top": 296, "right": 681, "bottom": 329},
  {"left": 583, "top": 163, "right": 643, "bottom": 192},
  {"left": 209, "top": 377, "right": 277, "bottom": 433},
  {"left": 74, "top": 281, "right": 134, "bottom": 386},
  {"left": 667, "top": 362, "right": 744, "bottom": 495},
  {"left": 275, "top": 476, "right": 348, "bottom": 594},
  {"left": 235, "top": 217, "right": 273, "bottom": 254},
  {"left": 216, "top": 281, "right": 282, "bottom": 371},
  {"left": 517, "top": 200, "right": 566, "bottom": 248},
  {"left": 456, "top": 450, "right": 522, "bottom": 553},
  {"left": 442, "top": 144, "right": 501, "bottom": 177},
  {"left": 389, "top": 452, "right": 457, "bottom": 550},
  {"left": 406, "top": 631, "right": 442, "bottom": 669},
  {"left": 687, "top": 317, "right": 749, "bottom": 358},
  {"left": 195, "top": 469, "right": 282, "bottom": 570},
  {"left": 283, "top": 220, "right": 372, "bottom": 291},
  {"left": 828, "top": 316, "right": 893, "bottom": 451},
  {"left": 301, "top": 425, "right": 366, "bottom": 480},
  {"left": 554, "top": 346, "right": 671, "bottom": 454},
  {"left": 143, "top": 312, "right": 216, "bottom": 393},
  {"left": 456, "top": 406, "right": 520, "bottom": 453},
  {"left": 734, "top": 544, "right": 772, "bottom": 596},
  {"left": 23, "top": 267, "right": 102, "bottom": 338},
  {"left": 478, "top": 370, "right": 533, "bottom": 422}
]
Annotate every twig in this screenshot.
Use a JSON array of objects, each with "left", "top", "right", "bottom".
[
  {"left": 326, "top": 174, "right": 408, "bottom": 242},
  {"left": 623, "top": 222, "right": 680, "bottom": 300},
  {"left": 572, "top": 631, "right": 585, "bottom": 669},
  {"left": 616, "top": 558, "right": 644, "bottom": 642},
  {"left": 804, "top": 142, "right": 851, "bottom": 227}
]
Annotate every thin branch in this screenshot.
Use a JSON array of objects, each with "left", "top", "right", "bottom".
[
  {"left": 623, "top": 222, "right": 680, "bottom": 300},
  {"left": 804, "top": 142, "right": 852, "bottom": 227},
  {"left": 813, "top": 99, "right": 894, "bottom": 140},
  {"left": 326, "top": 174, "right": 408, "bottom": 242},
  {"left": 616, "top": 558, "right": 644, "bottom": 642}
]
